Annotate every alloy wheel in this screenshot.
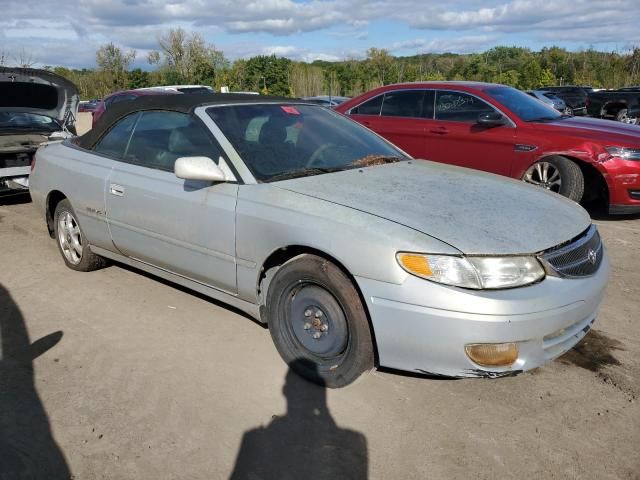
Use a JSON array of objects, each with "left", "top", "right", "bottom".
[
  {"left": 619, "top": 110, "right": 639, "bottom": 125},
  {"left": 57, "top": 211, "right": 83, "bottom": 265},
  {"left": 523, "top": 162, "right": 562, "bottom": 193}
]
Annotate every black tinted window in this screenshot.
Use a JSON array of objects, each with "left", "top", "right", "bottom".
[
  {"left": 435, "top": 91, "right": 496, "bottom": 122},
  {"left": 124, "top": 111, "right": 221, "bottom": 172},
  {"left": 93, "top": 113, "right": 139, "bottom": 158},
  {"left": 351, "top": 95, "right": 383, "bottom": 115},
  {"left": 381, "top": 90, "right": 425, "bottom": 118}
]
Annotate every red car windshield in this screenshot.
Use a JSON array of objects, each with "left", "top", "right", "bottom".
[{"left": 485, "top": 86, "right": 562, "bottom": 122}]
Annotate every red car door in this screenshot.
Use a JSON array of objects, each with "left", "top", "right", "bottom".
[
  {"left": 348, "top": 90, "right": 435, "bottom": 159},
  {"left": 428, "top": 90, "right": 516, "bottom": 176}
]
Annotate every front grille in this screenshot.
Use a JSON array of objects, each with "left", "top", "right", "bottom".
[
  {"left": 540, "top": 225, "right": 603, "bottom": 277},
  {"left": 0, "top": 152, "right": 33, "bottom": 169}
]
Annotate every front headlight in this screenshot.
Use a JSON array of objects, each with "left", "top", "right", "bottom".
[
  {"left": 397, "top": 253, "right": 545, "bottom": 289},
  {"left": 606, "top": 147, "right": 640, "bottom": 161}
]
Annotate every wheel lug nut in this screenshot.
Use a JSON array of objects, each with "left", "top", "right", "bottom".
[
  {"left": 304, "top": 309, "right": 312, "bottom": 317},
  {"left": 315, "top": 311, "right": 323, "bottom": 318},
  {"left": 320, "top": 324, "right": 328, "bottom": 332},
  {"left": 303, "top": 322, "right": 311, "bottom": 330},
  {"left": 312, "top": 332, "right": 322, "bottom": 339}
]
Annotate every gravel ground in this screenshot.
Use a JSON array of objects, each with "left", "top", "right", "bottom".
[{"left": 0, "top": 195, "right": 638, "bottom": 480}]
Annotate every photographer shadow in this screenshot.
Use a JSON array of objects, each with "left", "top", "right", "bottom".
[
  {"left": 230, "top": 359, "right": 368, "bottom": 480},
  {"left": 0, "top": 283, "right": 70, "bottom": 480}
]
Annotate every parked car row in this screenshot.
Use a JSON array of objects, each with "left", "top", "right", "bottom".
[
  {"left": 2, "top": 68, "right": 632, "bottom": 387},
  {"left": 335, "top": 82, "right": 640, "bottom": 215}
]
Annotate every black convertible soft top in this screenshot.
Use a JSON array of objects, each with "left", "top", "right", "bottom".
[{"left": 77, "top": 93, "right": 295, "bottom": 149}]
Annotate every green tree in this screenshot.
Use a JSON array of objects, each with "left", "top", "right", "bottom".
[
  {"left": 128, "top": 68, "right": 151, "bottom": 89},
  {"left": 245, "top": 55, "right": 292, "bottom": 96},
  {"left": 151, "top": 28, "right": 228, "bottom": 86},
  {"left": 96, "top": 42, "right": 136, "bottom": 90}
]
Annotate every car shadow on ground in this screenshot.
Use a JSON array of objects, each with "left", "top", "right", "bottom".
[
  {"left": 0, "top": 192, "right": 32, "bottom": 206},
  {"left": 229, "top": 359, "right": 369, "bottom": 480},
  {"left": 0, "top": 283, "right": 71, "bottom": 480}
]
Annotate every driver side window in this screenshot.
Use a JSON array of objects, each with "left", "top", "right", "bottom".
[
  {"left": 435, "top": 91, "right": 496, "bottom": 122},
  {"left": 93, "top": 112, "right": 139, "bottom": 158}
]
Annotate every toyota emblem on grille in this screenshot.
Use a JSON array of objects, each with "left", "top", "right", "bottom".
[{"left": 587, "top": 249, "right": 598, "bottom": 265}]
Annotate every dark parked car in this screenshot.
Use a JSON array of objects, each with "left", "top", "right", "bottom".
[
  {"left": 78, "top": 99, "right": 100, "bottom": 113},
  {"left": 92, "top": 89, "right": 179, "bottom": 127},
  {"left": 542, "top": 86, "right": 592, "bottom": 116},
  {"left": 587, "top": 87, "right": 640, "bottom": 125},
  {"left": 526, "top": 90, "right": 571, "bottom": 114},
  {"left": 335, "top": 82, "right": 640, "bottom": 214}
]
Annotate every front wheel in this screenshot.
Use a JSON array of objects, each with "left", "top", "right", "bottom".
[
  {"left": 522, "top": 156, "right": 584, "bottom": 202},
  {"left": 54, "top": 199, "right": 107, "bottom": 271},
  {"left": 266, "top": 254, "right": 374, "bottom": 388},
  {"left": 616, "top": 108, "right": 639, "bottom": 125}
]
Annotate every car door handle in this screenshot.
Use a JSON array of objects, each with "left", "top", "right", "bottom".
[
  {"left": 429, "top": 127, "right": 449, "bottom": 135},
  {"left": 109, "top": 184, "right": 125, "bottom": 196}
]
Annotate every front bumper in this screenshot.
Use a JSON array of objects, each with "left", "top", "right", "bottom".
[
  {"left": 356, "top": 251, "right": 609, "bottom": 378},
  {"left": 0, "top": 166, "right": 30, "bottom": 194},
  {"left": 601, "top": 158, "right": 640, "bottom": 214}
]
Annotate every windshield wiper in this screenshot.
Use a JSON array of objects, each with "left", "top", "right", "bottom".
[{"left": 267, "top": 167, "right": 347, "bottom": 182}]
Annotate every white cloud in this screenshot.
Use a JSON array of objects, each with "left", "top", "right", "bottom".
[{"left": 0, "top": 0, "right": 638, "bottom": 68}]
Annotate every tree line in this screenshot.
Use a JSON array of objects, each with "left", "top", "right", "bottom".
[{"left": 7, "top": 28, "right": 637, "bottom": 100}]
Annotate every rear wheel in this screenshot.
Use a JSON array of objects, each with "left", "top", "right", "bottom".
[
  {"left": 54, "top": 199, "right": 107, "bottom": 271},
  {"left": 266, "top": 254, "right": 374, "bottom": 388},
  {"left": 522, "top": 156, "right": 584, "bottom": 202},
  {"left": 616, "top": 108, "right": 639, "bottom": 125}
]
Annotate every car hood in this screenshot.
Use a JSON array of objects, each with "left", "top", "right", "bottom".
[
  {"left": 0, "top": 67, "right": 79, "bottom": 124},
  {"left": 532, "top": 116, "right": 640, "bottom": 144},
  {"left": 274, "top": 161, "right": 591, "bottom": 255}
]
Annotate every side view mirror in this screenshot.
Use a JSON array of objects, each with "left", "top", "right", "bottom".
[
  {"left": 175, "top": 156, "right": 228, "bottom": 182},
  {"left": 477, "top": 112, "right": 507, "bottom": 127}
]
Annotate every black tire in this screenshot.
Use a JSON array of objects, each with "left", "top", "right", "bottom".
[
  {"left": 523, "top": 156, "right": 584, "bottom": 202},
  {"left": 53, "top": 199, "right": 108, "bottom": 272},
  {"left": 266, "top": 254, "right": 374, "bottom": 388},
  {"left": 616, "top": 108, "right": 639, "bottom": 125}
]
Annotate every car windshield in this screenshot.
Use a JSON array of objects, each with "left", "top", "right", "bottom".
[
  {"left": 485, "top": 86, "right": 562, "bottom": 122},
  {"left": 0, "top": 112, "right": 59, "bottom": 131},
  {"left": 207, "top": 103, "right": 407, "bottom": 182}
]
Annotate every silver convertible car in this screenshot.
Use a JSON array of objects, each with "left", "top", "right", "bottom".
[{"left": 29, "top": 94, "right": 609, "bottom": 387}]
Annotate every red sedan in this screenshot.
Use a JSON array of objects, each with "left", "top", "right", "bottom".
[{"left": 335, "top": 82, "right": 640, "bottom": 214}]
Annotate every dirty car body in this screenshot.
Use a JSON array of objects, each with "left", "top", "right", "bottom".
[
  {"left": 29, "top": 94, "right": 609, "bottom": 385},
  {"left": 0, "top": 67, "right": 78, "bottom": 195}
]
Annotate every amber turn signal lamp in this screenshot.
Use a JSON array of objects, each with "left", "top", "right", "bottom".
[
  {"left": 398, "top": 253, "right": 432, "bottom": 277},
  {"left": 465, "top": 343, "right": 519, "bottom": 367}
]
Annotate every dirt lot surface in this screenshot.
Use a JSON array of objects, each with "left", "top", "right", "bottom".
[
  {"left": 76, "top": 112, "right": 93, "bottom": 136},
  {"left": 0, "top": 196, "right": 638, "bottom": 480}
]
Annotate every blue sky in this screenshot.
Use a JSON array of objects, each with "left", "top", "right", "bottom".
[{"left": 1, "top": 0, "right": 639, "bottom": 68}]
